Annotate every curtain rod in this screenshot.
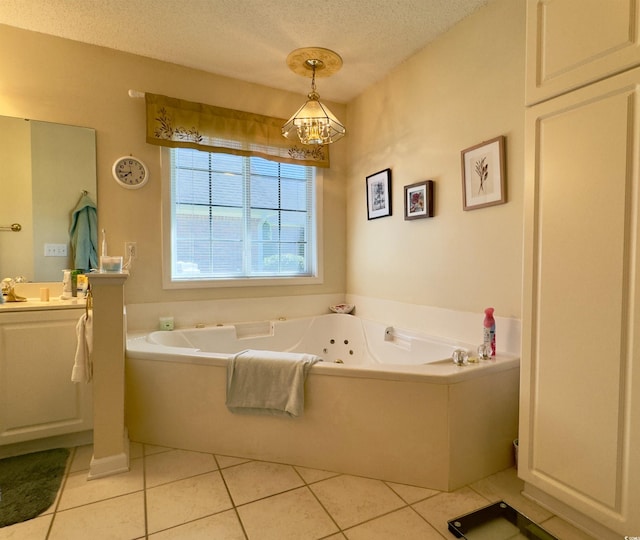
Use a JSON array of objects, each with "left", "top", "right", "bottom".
[{"left": 128, "top": 89, "right": 145, "bottom": 98}]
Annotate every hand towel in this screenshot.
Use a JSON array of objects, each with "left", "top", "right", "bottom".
[
  {"left": 71, "top": 311, "right": 93, "bottom": 383},
  {"left": 226, "top": 349, "right": 321, "bottom": 417}
]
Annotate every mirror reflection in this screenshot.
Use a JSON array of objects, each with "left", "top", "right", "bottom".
[{"left": 0, "top": 116, "right": 97, "bottom": 282}]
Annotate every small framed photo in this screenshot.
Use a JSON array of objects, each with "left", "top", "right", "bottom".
[
  {"left": 404, "top": 180, "right": 434, "bottom": 220},
  {"left": 366, "top": 168, "right": 392, "bottom": 220},
  {"left": 461, "top": 135, "right": 506, "bottom": 210}
]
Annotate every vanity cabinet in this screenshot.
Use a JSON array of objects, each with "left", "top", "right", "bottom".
[
  {"left": 521, "top": 11, "right": 640, "bottom": 538},
  {"left": 0, "top": 307, "right": 92, "bottom": 446},
  {"left": 525, "top": 0, "right": 640, "bottom": 105}
]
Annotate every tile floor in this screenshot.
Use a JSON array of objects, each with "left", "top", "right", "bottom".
[{"left": 0, "top": 442, "right": 597, "bottom": 540}]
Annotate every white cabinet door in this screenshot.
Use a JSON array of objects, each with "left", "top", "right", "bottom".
[
  {"left": 526, "top": 0, "right": 640, "bottom": 105},
  {"left": 521, "top": 65, "right": 640, "bottom": 538},
  {"left": 0, "top": 309, "right": 92, "bottom": 445}
]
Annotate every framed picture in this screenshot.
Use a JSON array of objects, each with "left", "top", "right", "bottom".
[
  {"left": 366, "top": 168, "right": 392, "bottom": 220},
  {"left": 461, "top": 135, "right": 506, "bottom": 210},
  {"left": 404, "top": 180, "right": 434, "bottom": 220}
]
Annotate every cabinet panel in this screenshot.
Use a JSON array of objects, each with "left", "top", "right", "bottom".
[
  {"left": 0, "top": 309, "right": 92, "bottom": 445},
  {"left": 522, "top": 66, "right": 640, "bottom": 535},
  {"left": 526, "top": 0, "right": 640, "bottom": 104}
]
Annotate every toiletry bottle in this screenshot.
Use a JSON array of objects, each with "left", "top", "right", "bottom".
[{"left": 483, "top": 307, "right": 496, "bottom": 357}]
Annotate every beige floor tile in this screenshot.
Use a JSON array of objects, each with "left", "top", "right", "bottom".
[
  {"left": 237, "top": 486, "right": 338, "bottom": 540},
  {"left": 145, "top": 448, "right": 217, "bottom": 488},
  {"left": 344, "top": 506, "right": 442, "bottom": 540},
  {"left": 310, "top": 474, "right": 405, "bottom": 529},
  {"left": 222, "top": 460, "right": 304, "bottom": 506},
  {"left": 144, "top": 444, "right": 173, "bottom": 456},
  {"left": 57, "top": 457, "right": 144, "bottom": 510},
  {"left": 148, "top": 509, "right": 246, "bottom": 539},
  {"left": 540, "top": 516, "right": 599, "bottom": 540},
  {"left": 385, "top": 481, "right": 440, "bottom": 504},
  {"left": 295, "top": 465, "right": 340, "bottom": 484},
  {"left": 68, "top": 444, "right": 93, "bottom": 473},
  {"left": 0, "top": 514, "right": 52, "bottom": 540},
  {"left": 146, "top": 471, "right": 233, "bottom": 534},
  {"left": 215, "top": 454, "right": 250, "bottom": 469},
  {"left": 48, "top": 491, "right": 145, "bottom": 540},
  {"left": 470, "top": 467, "right": 553, "bottom": 524},
  {"left": 412, "top": 486, "right": 490, "bottom": 538}
]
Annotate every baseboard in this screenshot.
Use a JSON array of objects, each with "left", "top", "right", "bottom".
[
  {"left": 0, "top": 430, "right": 93, "bottom": 459},
  {"left": 88, "top": 430, "right": 130, "bottom": 480}
]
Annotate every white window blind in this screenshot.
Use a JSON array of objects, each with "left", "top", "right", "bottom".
[{"left": 167, "top": 147, "right": 318, "bottom": 283}]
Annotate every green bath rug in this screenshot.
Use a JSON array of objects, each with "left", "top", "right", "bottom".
[{"left": 0, "top": 448, "right": 70, "bottom": 528}]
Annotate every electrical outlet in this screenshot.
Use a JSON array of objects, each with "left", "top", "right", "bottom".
[
  {"left": 44, "top": 243, "right": 68, "bottom": 257},
  {"left": 125, "top": 241, "right": 137, "bottom": 259}
]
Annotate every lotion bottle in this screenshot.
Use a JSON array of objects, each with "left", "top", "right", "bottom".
[{"left": 483, "top": 307, "right": 496, "bottom": 357}]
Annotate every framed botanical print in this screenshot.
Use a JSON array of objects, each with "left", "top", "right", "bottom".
[{"left": 461, "top": 136, "right": 506, "bottom": 210}]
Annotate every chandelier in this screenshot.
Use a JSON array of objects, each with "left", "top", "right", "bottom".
[{"left": 282, "top": 47, "right": 346, "bottom": 145}]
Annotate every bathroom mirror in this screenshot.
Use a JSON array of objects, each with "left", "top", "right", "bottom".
[{"left": 0, "top": 116, "right": 97, "bottom": 282}]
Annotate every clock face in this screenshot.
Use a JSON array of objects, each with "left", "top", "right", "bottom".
[{"left": 112, "top": 157, "right": 148, "bottom": 189}]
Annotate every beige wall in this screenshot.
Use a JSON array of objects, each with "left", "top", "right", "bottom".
[
  {"left": 0, "top": 24, "right": 347, "bottom": 304},
  {"left": 345, "top": 0, "right": 525, "bottom": 319},
  {"left": 1, "top": 0, "right": 524, "bottom": 320}
]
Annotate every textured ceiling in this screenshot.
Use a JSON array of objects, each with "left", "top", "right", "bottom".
[{"left": 0, "top": 0, "right": 488, "bottom": 103}]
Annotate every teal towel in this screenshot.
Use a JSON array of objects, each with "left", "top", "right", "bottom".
[
  {"left": 69, "top": 194, "right": 98, "bottom": 271},
  {"left": 226, "top": 349, "right": 321, "bottom": 417}
]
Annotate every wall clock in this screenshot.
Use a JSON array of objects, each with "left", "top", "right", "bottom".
[{"left": 112, "top": 156, "right": 149, "bottom": 189}]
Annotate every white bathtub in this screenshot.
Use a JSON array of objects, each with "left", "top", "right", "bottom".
[{"left": 125, "top": 313, "right": 519, "bottom": 490}]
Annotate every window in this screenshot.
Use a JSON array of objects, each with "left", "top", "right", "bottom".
[{"left": 162, "top": 147, "right": 322, "bottom": 288}]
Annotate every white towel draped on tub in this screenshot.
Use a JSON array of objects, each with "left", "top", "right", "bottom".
[
  {"left": 71, "top": 311, "right": 93, "bottom": 383},
  {"left": 226, "top": 349, "right": 321, "bottom": 417}
]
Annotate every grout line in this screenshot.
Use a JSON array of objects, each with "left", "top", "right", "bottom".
[
  {"left": 142, "top": 444, "right": 149, "bottom": 539},
  {"left": 44, "top": 446, "right": 76, "bottom": 539},
  {"left": 214, "top": 453, "right": 250, "bottom": 540}
]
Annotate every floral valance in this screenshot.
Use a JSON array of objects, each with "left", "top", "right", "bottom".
[{"left": 145, "top": 92, "right": 329, "bottom": 168}]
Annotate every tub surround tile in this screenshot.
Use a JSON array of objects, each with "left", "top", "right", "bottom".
[
  {"left": 236, "top": 486, "right": 338, "bottom": 540},
  {"left": 126, "top": 293, "right": 345, "bottom": 332},
  {"left": 221, "top": 460, "right": 304, "bottom": 506},
  {"left": 48, "top": 492, "right": 145, "bottom": 540},
  {"left": 146, "top": 471, "right": 233, "bottom": 534},
  {"left": 148, "top": 509, "right": 246, "bottom": 539},
  {"left": 145, "top": 448, "right": 218, "bottom": 488},
  {"left": 310, "top": 475, "right": 405, "bottom": 529},
  {"left": 343, "top": 506, "right": 442, "bottom": 540},
  {"left": 58, "top": 457, "right": 144, "bottom": 510}
]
